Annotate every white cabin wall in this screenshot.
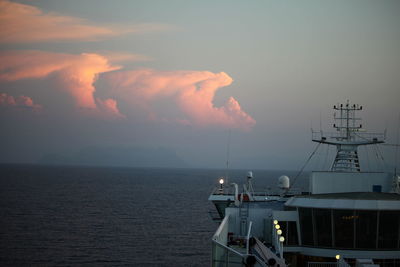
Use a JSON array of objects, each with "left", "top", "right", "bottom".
[{"left": 310, "top": 172, "right": 391, "bottom": 194}]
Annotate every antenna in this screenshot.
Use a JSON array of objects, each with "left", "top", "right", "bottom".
[
  {"left": 313, "top": 102, "right": 384, "bottom": 172},
  {"left": 225, "top": 129, "right": 231, "bottom": 186},
  {"left": 395, "top": 112, "right": 400, "bottom": 175},
  {"left": 319, "top": 109, "right": 322, "bottom": 134}
]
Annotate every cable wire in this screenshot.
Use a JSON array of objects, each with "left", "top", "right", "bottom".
[{"left": 286, "top": 142, "right": 321, "bottom": 192}]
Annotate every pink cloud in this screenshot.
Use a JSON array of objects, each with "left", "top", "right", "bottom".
[
  {"left": 0, "top": 50, "right": 255, "bottom": 129},
  {"left": 96, "top": 98, "right": 125, "bottom": 119},
  {"left": 105, "top": 69, "right": 256, "bottom": 130},
  {"left": 0, "top": 0, "right": 171, "bottom": 43},
  {"left": 0, "top": 93, "right": 41, "bottom": 109},
  {"left": 0, "top": 50, "right": 120, "bottom": 110}
]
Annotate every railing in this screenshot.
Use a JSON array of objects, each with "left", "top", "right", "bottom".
[
  {"left": 210, "top": 186, "right": 234, "bottom": 195},
  {"left": 212, "top": 215, "right": 229, "bottom": 245},
  {"left": 212, "top": 240, "right": 268, "bottom": 267},
  {"left": 210, "top": 188, "right": 304, "bottom": 198},
  {"left": 308, "top": 263, "right": 339, "bottom": 267},
  {"left": 308, "top": 260, "right": 351, "bottom": 267},
  {"left": 246, "top": 221, "right": 253, "bottom": 254},
  {"left": 312, "top": 131, "right": 385, "bottom": 143},
  {"left": 252, "top": 191, "right": 289, "bottom": 197},
  {"left": 212, "top": 217, "right": 267, "bottom": 267},
  {"left": 253, "top": 237, "right": 287, "bottom": 267}
]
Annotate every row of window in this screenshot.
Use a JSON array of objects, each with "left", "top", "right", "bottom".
[{"left": 298, "top": 208, "right": 400, "bottom": 249}]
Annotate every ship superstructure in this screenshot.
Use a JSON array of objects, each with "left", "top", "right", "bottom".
[{"left": 209, "top": 103, "right": 400, "bottom": 267}]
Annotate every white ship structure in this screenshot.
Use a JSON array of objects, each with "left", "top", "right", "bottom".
[{"left": 209, "top": 102, "right": 400, "bottom": 267}]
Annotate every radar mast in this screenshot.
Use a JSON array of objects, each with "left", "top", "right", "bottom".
[{"left": 312, "top": 101, "right": 385, "bottom": 172}]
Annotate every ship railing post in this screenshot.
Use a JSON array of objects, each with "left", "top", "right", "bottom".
[{"left": 246, "top": 221, "right": 252, "bottom": 255}]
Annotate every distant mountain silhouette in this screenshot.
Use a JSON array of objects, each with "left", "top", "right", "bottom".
[{"left": 38, "top": 146, "right": 187, "bottom": 168}]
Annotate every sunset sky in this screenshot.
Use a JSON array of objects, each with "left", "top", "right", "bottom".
[{"left": 1, "top": 0, "right": 399, "bottom": 170}]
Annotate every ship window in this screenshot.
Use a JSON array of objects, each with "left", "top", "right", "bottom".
[
  {"left": 314, "top": 209, "right": 332, "bottom": 247},
  {"left": 287, "top": 221, "right": 299, "bottom": 245},
  {"left": 279, "top": 221, "right": 299, "bottom": 246},
  {"left": 333, "top": 210, "right": 355, "bottom": 248},
  {"left": 299, "top": 208, "right": 314, "bottom": 246},
  {"left": 372, "top": 185, "right": 382, "bottom": 192},
  {"left": 280, "top": 221, "right": 287, "bottom": 245},
  {"left": 297, "top": 208, "right": 400, "bottom": 250},
  {"left": 355, "top": 210, "right": 377, "bottom": 249},
  {"left": 378, "top": 211, "right": 400, "bottom": 249}
]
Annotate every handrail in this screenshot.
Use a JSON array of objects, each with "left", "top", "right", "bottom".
[
  {"left": 253, "top": 255, "right": 268, "bottom": 267},
  {"left": 307, "top": 261, "right": 351, "bottom": 267},
  {"left": 212, "top": 238, "right": 245, "bottom": 258},
  {"left": 210, "top": 189, "right": 304, "bottom": 198},
  {"left": 312, "top": 131, "right": 385, "bottom": 140},
  {"left": 307, "top": 262, "right": 338, "bottom": 267},
  {"left": 246, "top": 221, "right": 253, "bottom": 254},
  {"left": 212, "top": 238, "right": 267, "bottom": 267},
  {"left": 212, "top": 215, "right": 229, "bottom": 241}
]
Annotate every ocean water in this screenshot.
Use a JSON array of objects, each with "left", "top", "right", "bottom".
[{"left": 0, "top": 164, "right": 307, "bottom": 266}]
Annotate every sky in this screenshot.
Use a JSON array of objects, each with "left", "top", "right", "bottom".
[{"left": 0, "top": 0, "right": 399, "bottom": 170}]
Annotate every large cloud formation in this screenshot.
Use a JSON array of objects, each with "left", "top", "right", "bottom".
[
  {"left": 105, "top": 69, "right": 256, "bottom": 130},
  {"left": 0, "top": 0, "right": 169, "bottom": 43},
  {"left": 0, "top": 50, "right": 255, "bottom": 129},
  {"left": 0, "top": 50, "right": 123, "bottom": 117}
]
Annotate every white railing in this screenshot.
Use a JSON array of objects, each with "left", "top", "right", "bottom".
[
  {"left": 246, "top": 221, "right": 253, "bottom": 255},
  {"left": 308, "top": 260, "right": 351, "bottom": 267},
  {"left": 212, "top": 215, "right": 229, "bottom": 245},
  {"left": 253, "top": 237, "right": 287, "bottom": 267},
  {"left": 308, "top": 263, "right": 338, "bottom": 267},
  {"left": 212, "top": 240, "right": 268, "bottom": 267},
  {"left": 212, "top": 218, "right": 268, "bottom": 267},
  {"left": 312, "top": 131, "right": 385, "bottom": 143}
]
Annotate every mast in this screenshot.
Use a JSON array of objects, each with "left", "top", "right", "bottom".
[{"left": 312, "top": 101, "right": 385, "bottom": 172}]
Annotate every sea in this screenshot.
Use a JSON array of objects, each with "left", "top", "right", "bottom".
[{"left": 0, "top": 164, "right": 308, "bottom": 266}]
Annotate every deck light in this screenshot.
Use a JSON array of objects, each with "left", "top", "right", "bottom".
[
  {"left": 219, "top": 178, "right": 224, "bottom": 191},
  {"left": 275, "top": 224, "right": 280, "bottom": 230},
  {"left": 277, "top": 229, "right": 282, "bottom": 235},
  {"left": 335, "top": 255, "right": 340, "bottom": 260},
  {"left": 273, "top": 220, "right": 278, "bottom": 225},
  {"left": 279, "top": 236, "right": 285, "bottom": 242}
]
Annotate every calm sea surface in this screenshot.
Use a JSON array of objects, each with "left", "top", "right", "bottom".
[{"left": 0, "top": 164, "right": 307, "bottom": 266}]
